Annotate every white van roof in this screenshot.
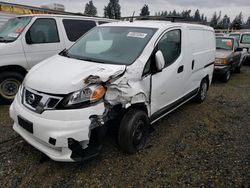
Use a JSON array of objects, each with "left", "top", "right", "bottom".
[
  {"left": 17, "top": 14, "right": 116, "bottom": 22},
  {"left": 100, "top": 20, "right": 214, "bottom": 31}
]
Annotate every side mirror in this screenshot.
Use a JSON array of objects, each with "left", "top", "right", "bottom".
[
  {"left": 25, "top": 30, "right": 32, "bottom": 44},
  {"left": 242, "top": 48, "right": 248, "bottom": 53},
  {"left": 155, "top": 50, "right": 165, "bottom": 72},
  {"left": 234, "top": 47, "right": 243, "bottom": 52}
]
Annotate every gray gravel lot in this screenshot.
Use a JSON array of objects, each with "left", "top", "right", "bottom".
[{"left": 0, "top": 66, "right": 250, "bottom": 187}]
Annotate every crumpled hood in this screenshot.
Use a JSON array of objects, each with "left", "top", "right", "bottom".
[
  {"left": 24, "top": 55, "right": 126, "bottom": 94},
  {"left": 216, "top": 50, "right": 232, "bottom": 59}
]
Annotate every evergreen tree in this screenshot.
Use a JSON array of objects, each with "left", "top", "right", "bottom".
[
  {"left": 181, "top": 10, "right": 192, "bottom": 19},
  {"left": 84, "top": 0, "right": 97, "bottom": 16},
  {"left": 140, "top": 4, "right": 150, "bottom": 16},
  {"left": 219, "top": 14, "right": 230, "bottom": 29},
  {"left": 210, "top": 11, "right": 221, "bottom": 28},
  {"left": 246, "top": 16, "right": 250, "bottom": 28},
  {"left": 201, "top": 13, "right": 204, "bottom": 22},
  {"left": 172, "top": 10, "right": 177, "bottom": 16},
  {"left": 194, "top": 9, "right": 201, "bottom": 21},
  {"left": 231, "top": 12, "right": 243, "bottom": 29},
  {"left": 104, "top": 0, "right": 121, "bottom": 19}
]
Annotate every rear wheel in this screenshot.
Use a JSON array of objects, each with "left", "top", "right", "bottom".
[
  {"left": 0, "top": 72, "right": 24, "bottom": 104},
  {"left": 118, "top": 109, "right": 150, "bottom": 154},
  {"left": 194, "top": 79, "right": 208, "bottom": 103}
]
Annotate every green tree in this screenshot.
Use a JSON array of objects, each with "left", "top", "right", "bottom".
[
  {"left": 246, "top": 16, "right": 250, "bottom": 28},
  {"left": 84, "top": 0, "right": 97, "bottom": 16},
  {"left": 104, "top": 0, "right": 121, "bottom": 19},
  {"left": 210, "top": 11, "right": 221, "bottom": 28},
  {"left": 231, "top": 12, "right": 243, "bottom": 29},
  {"left": 181, "top": 10, "right": 192, "bottom": 19},
  {"left": 140, "top": 4, "right": 150, "bottom": 16},
  {"left": 194, "top": 9, "right": 201, "bottom": 21},
  {"left": 218, "top": 14, "right": 230, "bottom": 29}
]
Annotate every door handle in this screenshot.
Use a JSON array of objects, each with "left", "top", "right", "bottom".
[
  {"left": 192, "top": 60, "right": 195, "bottom": 70},
  {"left": 177, "top": 65, "right": 184, "bottom": 73}
]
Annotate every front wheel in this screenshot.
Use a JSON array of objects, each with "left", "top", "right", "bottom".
[
  {"left": 221, "top": 69, "right": 231, "bottom": 82},
  {"left": 0, "top": 72, "right": 24, "bottom": 104},
  {"left": 118, "top": 109, "right": 150, "bottom": 154},
  {"left": 194, "top": 79, "right": 208, "bottom": 103}
]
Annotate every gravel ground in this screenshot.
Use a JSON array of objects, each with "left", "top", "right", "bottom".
[{"left": 0, "top": 66, "right": 250, "bottom": 187}]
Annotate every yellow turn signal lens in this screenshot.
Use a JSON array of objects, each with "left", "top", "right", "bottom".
[{"left": 91, "top": 86, "right": 106, "bottom": 101}]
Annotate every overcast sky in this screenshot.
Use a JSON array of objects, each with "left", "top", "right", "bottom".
[{"left": 2, "top": 0, "right": 250, "bottom": 21}]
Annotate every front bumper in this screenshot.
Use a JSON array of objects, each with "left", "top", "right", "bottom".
[
  {"left": 9, "top": 94, "right": 106, "bottom": 162},
  {"left": 213, "top": 65, "right": 230, "bottom": 76}
]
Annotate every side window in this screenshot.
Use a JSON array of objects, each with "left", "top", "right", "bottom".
[
  {"left": 143, "top": 59, "right": 151, "bottom": 76},
  {"left": 157, "top": 29, "right": 181, "bottom": 67},
  {"left": 63, "top": 19, "right": 96, "bottom": 42},
  {"left": 27, "top": 18, "right": 59, "bottom": 44}
]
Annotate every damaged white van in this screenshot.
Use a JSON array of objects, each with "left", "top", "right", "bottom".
[{"left": 10, "top": 21, "right": 215, "bottom": 162}]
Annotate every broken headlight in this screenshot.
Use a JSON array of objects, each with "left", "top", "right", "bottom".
[{"left": 59, "top": 85, "right": 106, "bottom": 108}]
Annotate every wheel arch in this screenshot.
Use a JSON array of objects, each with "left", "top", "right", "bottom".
[{"left": 0, "top": 65, "right": 27, "bottom": 76}]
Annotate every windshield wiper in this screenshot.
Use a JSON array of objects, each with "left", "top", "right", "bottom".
[
  {"left": 72, "top": 56, "right": 107, "bottom": 64},
  {"left": 59, "top": 49, "right": 71, "bottom": 58}
]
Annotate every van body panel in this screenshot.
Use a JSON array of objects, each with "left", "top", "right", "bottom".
[
  {"left": 0, "top": 39, "right": 28, "bottom": 68},
  {"left": 10, "top": 21, "right": 215, "bottom": 162}
]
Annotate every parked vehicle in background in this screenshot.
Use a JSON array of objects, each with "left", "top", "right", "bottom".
[
  {"left": 228, "top": 32, "right": 241, "bottom": 40},
  {"left": 239, "top": 32, "right": 250, "bottom": 63},
  {"left": 10, "top": 21, "right": 215, "bottom": 162},
  {"left": 0, "top": 14, "right": 114, "bottom": 103},
  {"left": 215, "top": 33, "right": 224, "bottom": 37},
  {"left": 214, "top": 36, "right": 243, "bottom": 82}
]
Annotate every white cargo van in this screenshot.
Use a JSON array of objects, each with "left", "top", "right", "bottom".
[
  {"left": 0, "top": 14, "right": 114, "bottom": 102},
  {"left": 10, "top": 21, "right": 215, "bottom": 162}
]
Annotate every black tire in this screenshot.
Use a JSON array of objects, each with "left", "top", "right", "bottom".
[
  {"left": 118, "top": 109, "right": 150, "bottom": 154},
  {"left": 0, "top": 72, "right": 24, "bottom": 104},
  {"left": 194, "top": 79, "right": 208, "bottom": 103},
  {"left": 221, "top": 69, "right": 231, "bottom": 83}
]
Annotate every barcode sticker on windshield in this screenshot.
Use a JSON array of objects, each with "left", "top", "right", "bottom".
[
  {"left": 127, "top": 32, "right": 147, "bottom": 38},
  {"left": 8, "top": 33, "right": 19, "bottom": 38}
]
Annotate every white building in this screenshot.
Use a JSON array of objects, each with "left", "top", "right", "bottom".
[{"left": 41, "top": 3, "right": 65, "bottom": 12}]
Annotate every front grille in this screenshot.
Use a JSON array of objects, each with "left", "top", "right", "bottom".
[
  {"left": 47, "top": 98, "right": 60, "bottom": 108},
  {"left": 25, "top": 89, "right": 42, "bottom": 109},
  {"left": 22, "top": 87, "right": 63, "bottom": 114}
]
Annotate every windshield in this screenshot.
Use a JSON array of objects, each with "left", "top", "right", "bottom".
[
  {"left": 241, "top": 34, "right": 250, "bottom": 44},
  {"left": 0, "top": 16, "right": 32, "bottom": 43},
  {"left": 229, "top": 34, "right": 240, "bottom": 40},
  {"left": 62, "top": 26, "right": 156, "bottom": 65},
  {"left": 216, "top": 38, "right": 233, "bottom": 50}
]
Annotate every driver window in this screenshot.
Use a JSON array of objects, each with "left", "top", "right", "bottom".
[
  {"left": 27, "top": 18, "right": 59, "bottom": 44},
  {"left": 157, "top": 29, "right": 181, "bottom": 67}
]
